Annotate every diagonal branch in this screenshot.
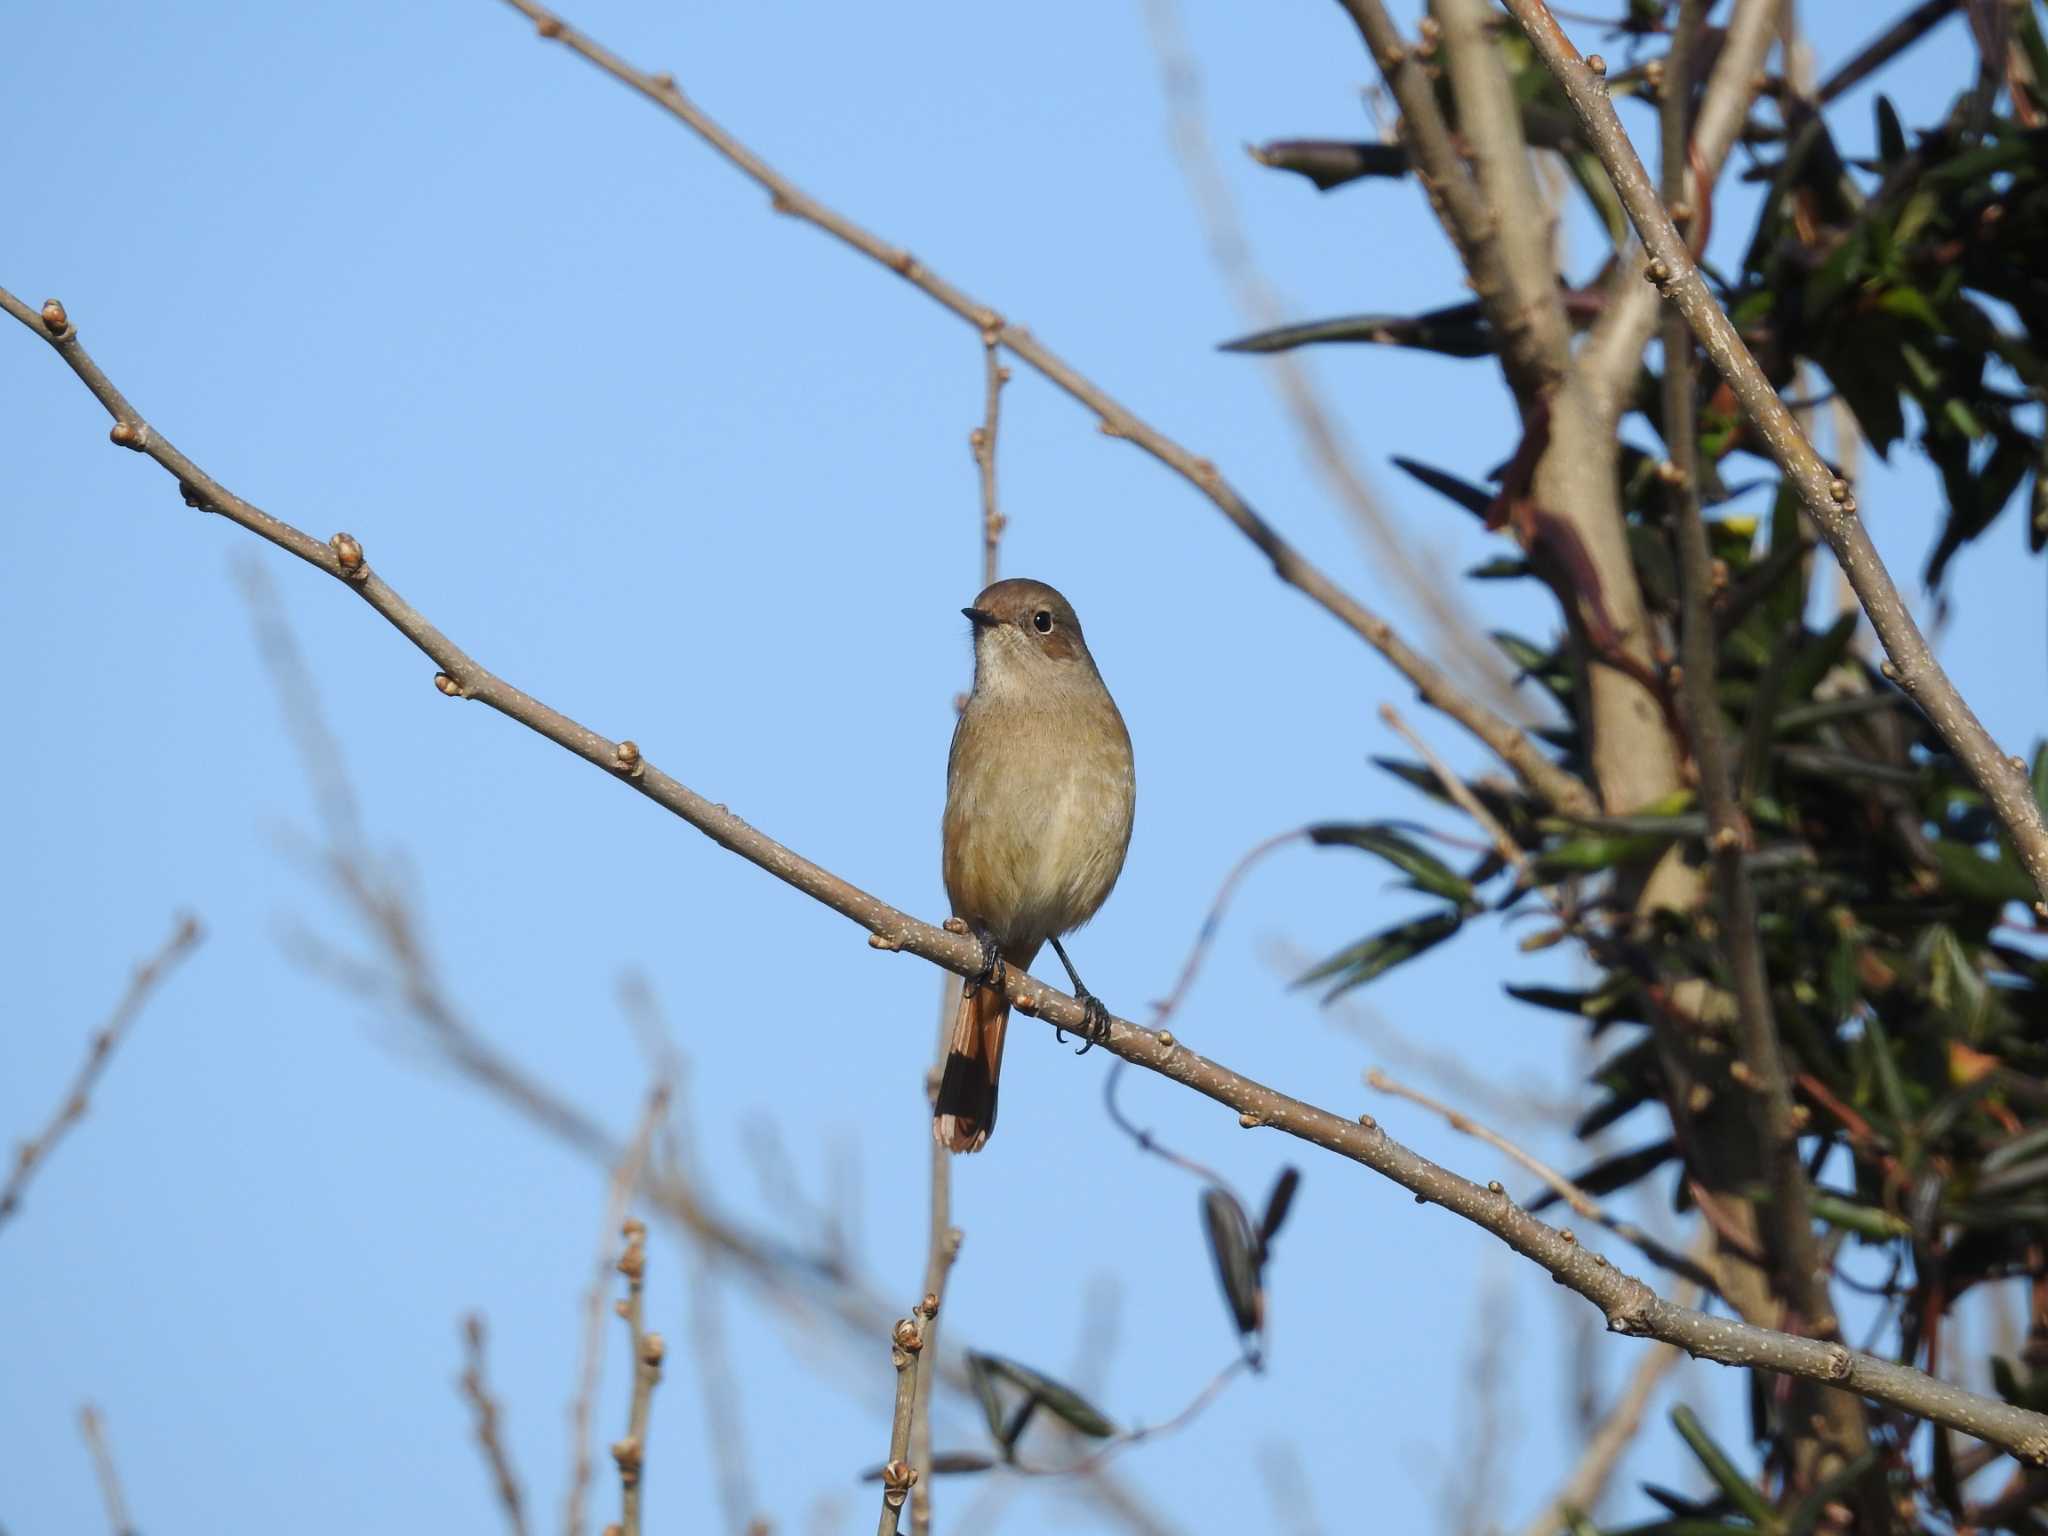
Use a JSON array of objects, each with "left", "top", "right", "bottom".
[
  {"left": 1577, "top": 0, "right": 1786, "bottom": 424},
  {"left": 7, "top": 290, "right": 2048, "bottom": 1465},
  {"left": 2, "top": 914, "right": 203, "bottom": 1233},
  {"left": 1499, "top": 0, "right": 2048, "bottom": 910},
  {"left": 478, "top": 0, "right": 1596, "bottom": 820}
]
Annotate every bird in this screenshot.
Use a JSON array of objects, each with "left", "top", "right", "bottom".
[{"left": 934, "top": 577, "right": 1135, "bottom": 1153}]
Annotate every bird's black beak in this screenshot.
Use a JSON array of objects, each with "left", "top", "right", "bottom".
[{"left": 962, "top": 606, "right": 997, "bottom": 629}]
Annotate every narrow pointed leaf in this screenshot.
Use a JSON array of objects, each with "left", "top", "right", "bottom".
[
  {"left": 1200, "top": 1186, "right": 1264, "bottom": 1343},
  {"left": 1219, "top": 306, "right": 1494, "bottom": 358},
  {"left": 1391, "top": 456, "right": 1494, "bottom": 520},
  {"left": 977, "top": 1355, "right": 1116, "bottom": 1439},
  {"left": 1308, "top": 823, "right": 1472, "bottom": 903},
  {"left": 1259, "top": 1167, "right": 1301, "bottom": 1253},
  {"left": 1670, "top": 1405, "right": 1775, "bottom": 1526},
  {"left": 1295, "top": 911, "right": 1464, "bottom": 999}
]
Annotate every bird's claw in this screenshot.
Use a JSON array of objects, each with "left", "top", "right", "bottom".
[
  {"left": 969, "top": 923, "right": 1005, "bottom": 993},
  {"left": 1070, "top": 992, "right": 1112, "bottom": 1055}
]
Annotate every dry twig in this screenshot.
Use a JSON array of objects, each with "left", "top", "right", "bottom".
[
  {"left": 78, "top": 1404, "right": 136, "bottom": 1536},
  {"left": 2, "top": 915, "right": 203, "bottom": 1232},
  {"left": 611, "top": 1218, "right": 664, "bottom": 1536},
  {"left": 459, "top": 1314, "right": 531, "bottom": 1536},
  {"left": 566, "top": 1089, "right": 669, "bottom": 1536}
]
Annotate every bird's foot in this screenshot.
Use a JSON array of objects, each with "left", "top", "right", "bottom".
[
  {"left": 968, "top": 922, "right": 1005, "bottom": 993},
  {"left": 1069, "top": 991, "right": 1113, "bottom": 1055}
]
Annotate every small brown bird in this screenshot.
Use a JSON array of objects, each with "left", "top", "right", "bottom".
[{"left": 935, "top": 578, "right": 1136, "bottom": 1153}]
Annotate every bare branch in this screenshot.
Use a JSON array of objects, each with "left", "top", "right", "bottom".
[
  {"left": 459, "top": 1314, "right": 531, "bottom": 1536},
  {"left": 565, "top": 1091, "right": 668, "bottom": 1536},
  {"left": 1578, "top": 0, "right": 1786, "bottom": 421},
  {"left": 971, "top": 339, "right": 1008, "bottom": 592},
  {"left": 611, "top": 1219, "right": 663, "bottom": 1536},
  {"left": 78, "top": 1405, "right": 136, "bottom": 1536},
  {"left": 910, "top": 979, "right": 963, "bottom": 1536},
  {"left": 2, "top": 915, "right": 202, "bottom": 1233},
  {"left": 877, "top": 1310, "right": 925, "bottom": 1536},
  {"left": 1499, "top": 0, "right": 2048, "bottom": 909},
  {"left": 475, "top": 0, "right": 1595, "bottom": 816},
  {"left": 6, "top": 256, "right": 2046, "bottom": 1467}
]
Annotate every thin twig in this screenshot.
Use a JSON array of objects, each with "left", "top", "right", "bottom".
[
  {"left": 971, "top": 338, "right": 1007, "bottom": 591},
  {"left": 878, "top": 1309, "right": 925, "bottom": 1536},
  {"left": 2, "top": 915, "right": 203, "bottom": 1232},
  {"left": 1500, "top": 0, "right": 2048, "bottom": 907},
  {"left": 911, "top": 979, "right": 963, "bottom": 1536},
  {"left": 1377, "top": 704, "right": 1535, "bottom": 891},
  {"left": 473, "top": 2, "right": 1596, "bottom": 818},
  {"left": 1368, "top": 1068, "right": 1720, "bottom": 1296},
  {"left": 5, "top": 286, "right": 2046, "bottom": 1457},
  {"left": 459, "top": 1314, "right": 531, "bottom": 1536},
  {"left": 566, "top": 1088, "right": 669, "bottom": 1536},
  {"left": 611, "top": 1218, "right": 664, "bottom": 1536},
  {"left": 78, "top": 1405, "right": 135, "bottom": 1536}
]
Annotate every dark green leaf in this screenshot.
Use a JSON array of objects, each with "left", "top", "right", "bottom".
[
  {"left": 1874, "top": 94, "right": 1906, "bottom": 166},
  {"left": 1308, "top": 823, "right": 1474, "bottom": 903},
  {"left": 1295, "top": 911, "right": 1465, "bottom": 1000},
  {"left": 1259, "top": 1167, "right": 1301, "bottom": 1253},
  {"left": 1247, "top": 138, "right": 1409, "bottom": 191},
  {"left": 1391, "top": 456, "right": 1494, "bottom": 520},
  {"left": 1533, "top": 833, "right": 1674, "bottom": 877},
  {"left": 1670, "top": 1405, "right": 1776, "bottom": 1526},
  {"left": 973, "top": 1354, "right": 1116, "bottom": 1439},
  {"left": 1200, "top": 1186, "right": 1264, "bottom": 1344},
  {"left": 964, "top": 1352, "right": 1010, "bottom": 1449},
  {"left": 1526, "top": 1140, "right": 1676, "bottom": 1211},
  {"left": 1219, "top": 305, "right": 1493, "bottom": 358}
]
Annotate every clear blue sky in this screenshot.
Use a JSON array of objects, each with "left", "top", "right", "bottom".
[{"left": 3, "top": 3, "right": 2038, "bottom": 1532}]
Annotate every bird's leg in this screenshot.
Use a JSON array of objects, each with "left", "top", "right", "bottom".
[
  {"left": 1048, "top": 937, "right": 1112, "bottom": 1054},
  {"left": 968, "top": 921, "right": 1006, "bottom": 994}
]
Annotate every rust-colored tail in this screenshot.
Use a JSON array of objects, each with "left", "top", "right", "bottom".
[{"left": 933, "top": 980, "right": 1010, "bottom": 1153}]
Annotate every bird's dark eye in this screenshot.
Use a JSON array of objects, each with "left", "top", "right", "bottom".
[{"left": 1032, "top": 610, "right": 1053, "bottom": 633}]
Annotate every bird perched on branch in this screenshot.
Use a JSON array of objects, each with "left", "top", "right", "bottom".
[{"left": 935, "top": 578, "right": 1136, "bottom": 1153}]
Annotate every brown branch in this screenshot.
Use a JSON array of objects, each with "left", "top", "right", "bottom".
[
  {"left": 1432, "top": 0, "right": 1574, "bottom": 376},
  {"left": 611, "top": 1219, "right": 663, "bottom": 1536},
  {"left": 971, "top": 338, "right": 1007, "bottom": 591},
  {"left": 78, "top": 1405, "right": 136, "bottom": 1536},
  {"left": 7, "top": 296, "right": 2048, "bottom": 1460},
  {"left": 477, "top": 0, "right": 1594, "bottom": 818},
  {"left": 1499, "top": 0, "right": 2048, "bottom": 910},
  {"left": 2, "top": 914, "right": 203, "bottom": 1233},
  {"left": 565, "top": 1090, "right": 668, "bottom": 1536},
  {"left": 459, "top": 1314, "right": 531, "bottom": 1536},
  {"left": 911, "top": 980, "right": 963, "bottom": 1536},
  {"left": 1578, "top": 0, "right": 1786, "bottom": 424},
  {"left": 1377, "top": 704, "right": 1536, "bottom": 892},
  {"left": 1367, "top": 1068, "right": 1719, "bottom": 1296},
  {"left": 1656, "top": 9, "right": 1874, "bottom": 1487},
  {"left": 878, "top": 1309, "right": 925, "bottom": 1536}
]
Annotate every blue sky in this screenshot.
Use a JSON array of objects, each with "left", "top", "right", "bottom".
[{"left": 3, "top": 3, "right": 2040, "bottom": 1533}]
